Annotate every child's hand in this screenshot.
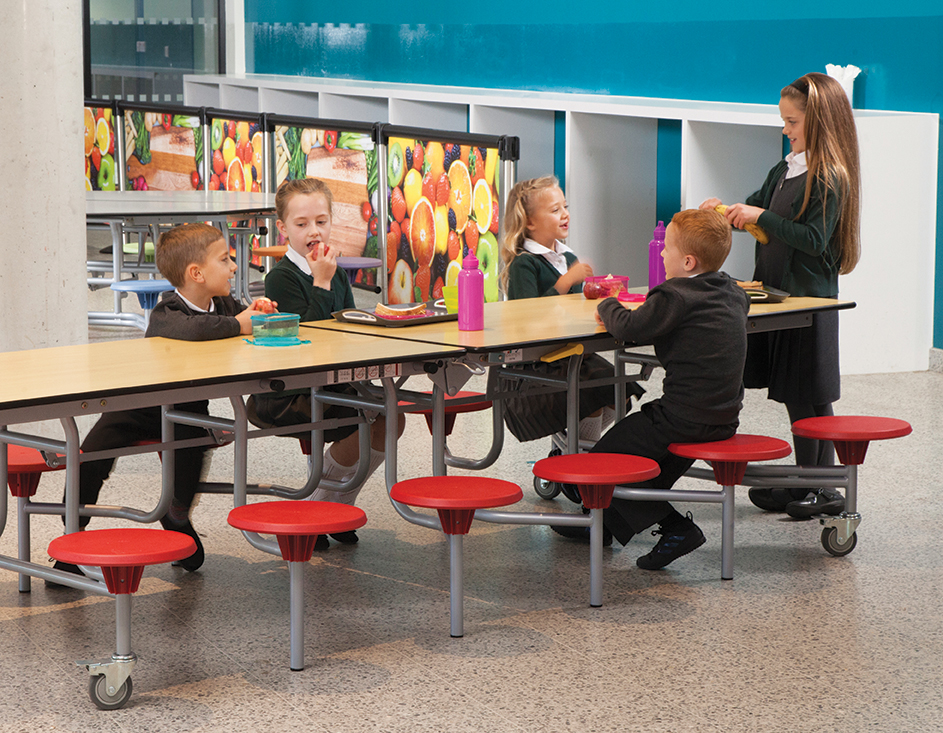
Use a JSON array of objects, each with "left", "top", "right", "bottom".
[
  {"left": 557, "top": 262, "right": 593, "bottom": 294},
  {"left": 699, "top": 197, "right": 723, "bottom": 210},
  {"left": 595, "top": 311, "right": 605, "bottom": 327},
  {"left": 308, "top": 242, "right": 337, "bottom": 290},
  {"left": 235, "top": 309, "right": 255, "bottom": 335},
  {"left": 721, "top": 203, "right": 765, "bottom": 229}
]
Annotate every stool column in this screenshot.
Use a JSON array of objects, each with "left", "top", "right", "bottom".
[
  {"left": 115, "top": 594, "right": 133, "bottom": 658},
  {"left": 449, "top": 534, "right": 464, "bottom": 637},
  {"left": 589, "top": 509, "right": 604, "bottom": 607},
  {"left": 720, "top": 485, "right": 734, "bottom": 580},
  {"left": 17, "top": 496, "right": 30, "bottom": 593},
  {"left": 289, "top": 561, "right": 305, "bottom": 671},
  {"left": 845, "top": 464, "right": 858, "bottom": 514}
]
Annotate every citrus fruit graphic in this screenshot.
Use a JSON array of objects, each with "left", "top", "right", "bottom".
[
  {"left": 410, "top": 198, "right": 436, "bottom": 269},
  {"left": 447, "top": 160, "right": 472, "bottom": 234},
  {"left": 227, "top": 157, "right": 246, "bottom": 192},
  {"left": 84, "top": 108, "right": 95, "bottom": 157},
  {"left": 473, "top": 179, "right": 493, "bottom": 234},
  {"left": 95, "top": 117, "right": 112, "bottom": 153}
]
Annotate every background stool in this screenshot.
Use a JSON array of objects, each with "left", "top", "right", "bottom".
[
  {"left": 404, "top": 391, "right": 492, "bottom": 437},
  {"left": 336, "top": 256, "right": 382, "bottom": 294},
  {"left": 6, "top": 445, "right": 66, "bottom": 592},
  {"left": 228, "top": 500, "right": 366, "bottom": 671},
  {"left": 47, "top": 528, "right": 196, "bottom": 710},
  {"left": 668, "top": 435, "right": 792, "bottom": 579},
  {"left": 390, "top": 476, "right": 522, "bottom": 637},
  {"left": 109, "top": 279, "right": 174, "bottom": 330},
  {"left": 791, "top": 416, "right": 912, "bottom": 556},
  {"left": 533, "top": 453, "right": 660, "bottom": 605}
]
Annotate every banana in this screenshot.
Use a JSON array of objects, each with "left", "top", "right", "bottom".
[{"left": 714, "top": 205, "right": 769, "bottom": 244}]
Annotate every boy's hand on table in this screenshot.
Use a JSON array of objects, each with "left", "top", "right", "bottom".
[
  {"left": 595, "top": 310, "right": 605, "bottom": 328},
  {"left": 236, "top": 298, "right": 279, "bottom": 334},
  {"left": 248, "top": 297, "right": 277, "bottom": 314}
]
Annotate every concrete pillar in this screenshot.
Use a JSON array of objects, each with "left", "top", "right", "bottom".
[{"left": 0, "top": 1, "right": 87, "bottom": 352}]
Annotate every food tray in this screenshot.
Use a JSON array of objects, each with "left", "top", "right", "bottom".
[
  {"left": 742, "top": 285, "right": 790, "bottom": 303},
  {"left": 326, "top": 300, "right": 458, "bottom": 328}
]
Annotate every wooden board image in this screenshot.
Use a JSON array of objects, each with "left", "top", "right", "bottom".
[{"left": 305, "top": 147, "right": 370, "bottom": 257}]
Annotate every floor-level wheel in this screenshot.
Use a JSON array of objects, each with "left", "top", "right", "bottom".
[
  {"left": 88, "top": 673, "right": 133, "bottom": 710},
  {"left": 821, "top": 527, "right": 857, "bottom": 557},
  {"left": 534, "top": 474, "right": 562, "bottom": 500}
]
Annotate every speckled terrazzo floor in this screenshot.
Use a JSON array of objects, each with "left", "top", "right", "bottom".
[{"left": 0, "top": 253, "right": 939, "bottom": 732}]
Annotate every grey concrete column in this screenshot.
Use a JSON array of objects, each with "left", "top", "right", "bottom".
[{"left": 0, "top": 1, "right": 87, "bottom": 352}]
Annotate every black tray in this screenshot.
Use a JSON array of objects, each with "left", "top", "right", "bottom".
[
  {"left": 743, "top": 285, "right": 790, "bottom": 303},
  {"left": 326, "top": 300, "right": 457, "bottom": 327}
]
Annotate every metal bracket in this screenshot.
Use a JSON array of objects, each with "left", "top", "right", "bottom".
[
  {"left": 428, "top": 360, "right": 482, "bottom": 397},
  {"left": 820, "top": 512, "right": 861, "bottom": 545},
  {"left": 77, "top": 653, "right": 137, "bottom": 694}
]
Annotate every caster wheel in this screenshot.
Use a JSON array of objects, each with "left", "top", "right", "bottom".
[
  {"left": 821, "top": 527, "right": 857, "bottom": 557},
  {"left": 88, "top": 674, "right": 133, "bottom": 710},
  {"left": 534, "top": 475, "right": 561, "bottom": 500}
]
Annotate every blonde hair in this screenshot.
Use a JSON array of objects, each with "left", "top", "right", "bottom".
[
  {"left": 156, "top": 222, "right": 225, "bottom": 287},
  {"left": 500, "top": 175, "right": 561, "bottom": 290},
  {"left": 781, "top": 72, "right": 861, "bottom": 275},
  {"left": 275, "top": 177, "right": 334, "bottom": 222},
  {"left": 670, "top": 209, "right": 732, "bottom": 272}
]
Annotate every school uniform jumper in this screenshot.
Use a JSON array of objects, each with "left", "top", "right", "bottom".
[
  {"left": 75, "top": 292, "right": 245, "bottom": 526},
  {"left": 503, "top": 248, "right": 643, "bottom": 442},
  {"left": 593, "top": 272, "right": 751, "bottom": 544},
  {"left": 247, "top": 255, "right": 360, "bottom": 441}
]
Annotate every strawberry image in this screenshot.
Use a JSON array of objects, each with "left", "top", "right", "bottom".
[
  {"left": 391, "top": 187, "right": 407, "bottom": 222},
  {"left": 412, "top": 142, "right": 424, "bottom": 171},
  {"left": 489, "top": 200, "right": 499, "bottom": 234},
  {"left": 422, "top": 172, "right": 435, "bottom": 204},
  {"left": 415, "top": 263, "right": 431, "bottom": 300},
  {"left": 447, "top": 230, "right": 461, "bottom": 261},
  {"left": 436, "top": 173, "right": 450, "bottom": 207},
  {"left": 464, "top": 222, "right": 479, "bottom": 255},
  {"left": 432, "top": 276, "right": 444, "bottom": 299}
]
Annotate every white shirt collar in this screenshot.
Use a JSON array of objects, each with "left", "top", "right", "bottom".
[
  {"left": 175, "top": 289, "right": 216, "bottom": 313},
  {"left": 522, "top": 238, "right": 574, "bottom": 276},
  {"left": 284, "top": 245, "right": 312, "bottom": 276},
  {"left": 785, "top": 151, "right": 808, "bottom": 179}
]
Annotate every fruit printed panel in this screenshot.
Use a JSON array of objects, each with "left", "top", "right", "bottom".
[
  {"left": 84, "top": 106, "right": 117, "bottom": 191},
  {"left": 273, "top": 126, "right": 378, "bottom": 288},
  {"left": 124, "top": 110, "right": 202, "bottom": 191},
  {"left": 387, "top": 139, "right": 501, "bottom": 305},
  {"left": 208, "top": 118, "right": 264, "bottom": 193}
]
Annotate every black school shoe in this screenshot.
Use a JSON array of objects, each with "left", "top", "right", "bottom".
[
  {"left": 330, "top": 531, "right": 359, "bottom": 544},
  {"left": 748, "top": 488, "right": 799, "bottom": 512},
  {"left": 785, "top": 489, "right": 845, "bottom": 519},
  {"left": 160, "top": 516, "right": 205, "bottom": 572},
  {"left": 44, "top": 560, "right": 82, "bottom": 588},
  {"left": 636, "top": 514, "right": 705, "bottom": 570}
]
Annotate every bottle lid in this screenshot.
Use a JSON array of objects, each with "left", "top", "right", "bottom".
[
  {"left": 462, "top": 254, "right": 479, "bottom": 269},
  {"left": 654, "top": 221, "right": 666, "bottom": 241}
]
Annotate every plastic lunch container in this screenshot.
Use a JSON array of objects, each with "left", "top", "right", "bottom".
[
  {"left": 251, "top": 313, "right": 300, "bottom": 340},
  {"left": 583, "top": 275, "right": 630, "bottom": 299}
]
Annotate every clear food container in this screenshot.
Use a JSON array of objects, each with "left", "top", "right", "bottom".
[
  {"left": 583, "top": 275, "right": 630, "bottom": 299},
  {"left": 251, "top": 313, "right": 300, "bottom": 340}
]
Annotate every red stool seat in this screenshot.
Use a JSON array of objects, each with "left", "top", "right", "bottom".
[
  {"left": 670, "top": 434, "right": 792, "bottom": 485},
  {"left": 391, "top": 476, "right": 522, "bottom": 533},
  {"left": 228, "top": 501, "right": 366, "bottom": 561},
  {"left": 532, "top": 453, "right": 660, "bottom": 508},
  {"left": 227, "top": 500, "right": 367, "bottom": 670},
  {"left": 400, "top": 391, "right": 493, "bottom": 437},
  {"left": 48, "top": 528, "right": 196, "bottom": 594},
  {"left": 791, "top": 416, "right": 912, "bottom": 465},
  {"left": 6, "top": 445, "right": 66, "bottom": 497}
]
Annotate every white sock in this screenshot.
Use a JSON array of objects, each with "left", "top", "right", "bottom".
[
  {"left": 602, "top": 406, "right": 616, "bottom": 429},
  {"left": 579, "top": 414, "right": 602, "bottom": 442}
]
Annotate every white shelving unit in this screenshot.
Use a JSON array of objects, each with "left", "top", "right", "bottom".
[{"left": 184, "top": 73, "right": 939, "bottom": 374}]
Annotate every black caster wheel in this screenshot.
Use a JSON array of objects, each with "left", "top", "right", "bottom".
[
  {"left": 534, "top": 474, "right": 562, "bottom": 500},
  {"left": 88, "top": 674, "right": 133, "bottom": 710},
  {"left": 821, "top": 527, "right": 857, "bottom": 557}
]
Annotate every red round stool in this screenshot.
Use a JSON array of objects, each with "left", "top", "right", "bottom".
[
  {"left": 791, "top": 416, "right": 912, "bottom": 555},
  {"left": 533, "top": 453, "right": 660, "bottom": 606},
  {"left": 407, "top": 391, "right": 493, "bottom": 437},
  {"left": 390, "top": 476, "right": 522, "bottom": 637},
  {"left": 668, "top": 435, "right": 792, "bottom": 579},
  {"left": 47, "top": 528, "right": 196, "bottom": 710},
  {"left": 228, "top": 500, "right": 366, "bottom": 670},
  {"left": 6, "top": 445, "right": 66, "bottom": 592}
]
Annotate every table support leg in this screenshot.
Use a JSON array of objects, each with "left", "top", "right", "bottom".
[
  {"left": 17, "top": 496, "right": 30, "bottom": 593},
  {"left": 589, "top": 508, "right": 603, "bottom": 607},
  {"left": 449, "top": 534, "right": 464, "bottom": 638},
  {"left": 289, "top": 560, "right": 305, "bottom": 671}
]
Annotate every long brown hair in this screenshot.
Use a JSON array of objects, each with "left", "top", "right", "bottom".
[
  {"left": 500, "top": 175, "right": 560, "bottom": 290},
  {"left": 781, "top": 72, "right": 861, "bottom": 274}
]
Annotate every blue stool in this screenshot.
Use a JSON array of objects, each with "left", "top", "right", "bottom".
[{"left": 109, "top": 279, "right": 174, "bottom": 330}]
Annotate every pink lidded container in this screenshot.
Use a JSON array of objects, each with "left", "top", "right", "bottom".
[{"left": 583, "top": 275, "right": 630, "bottom": 300}]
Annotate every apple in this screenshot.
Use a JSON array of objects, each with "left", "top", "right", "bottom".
[
  {"left": 583, "top": 281, "right": 602, "bottom": 299},
  {"left": 97, "top": 154, "right": 116, "bottom": 191},
  {"left": 477, "top": 232, "right": 500, "bottom": 302},
  {"left": 389, "top": 258, "right": 414, "bottom": 304}
]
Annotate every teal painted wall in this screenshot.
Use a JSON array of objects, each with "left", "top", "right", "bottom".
[{"left": 244, "top": 3, "right": 943, "bottom": 346}]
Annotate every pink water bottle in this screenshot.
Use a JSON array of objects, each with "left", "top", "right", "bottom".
[
  {"left": 457, "top": 254, "right": 484, "bottom": 331},
  {"left": 648, "top": 220, "right": 666, "bottom": 290}
]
